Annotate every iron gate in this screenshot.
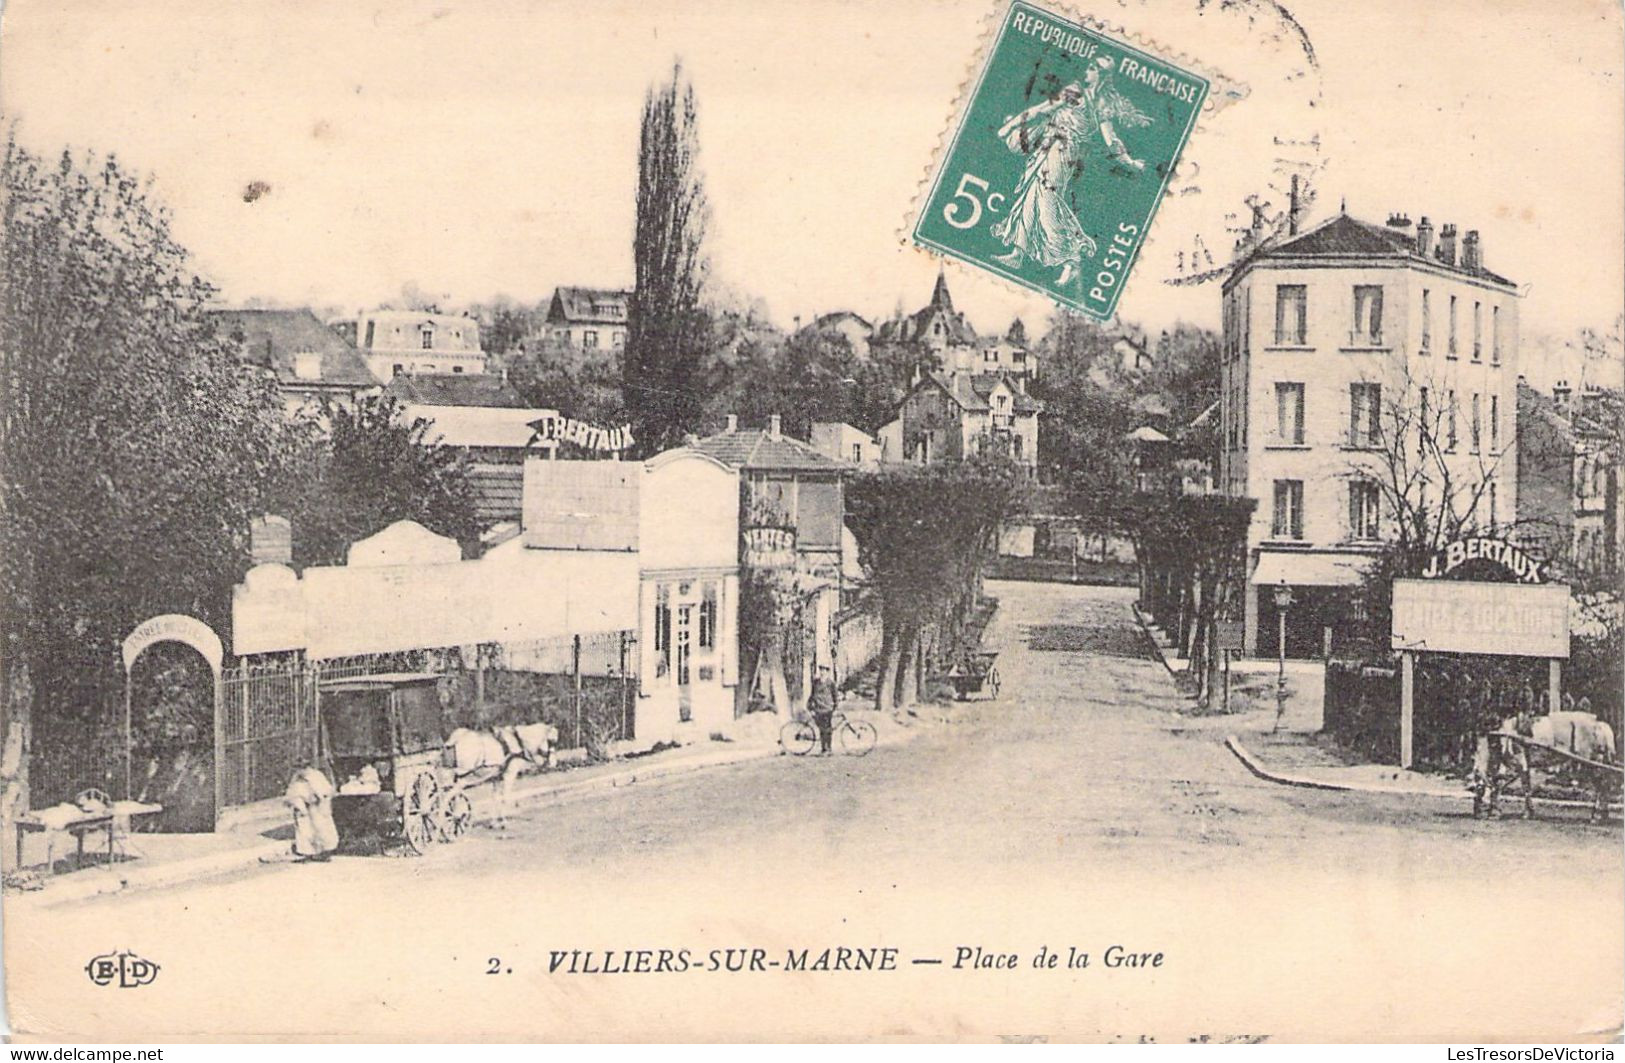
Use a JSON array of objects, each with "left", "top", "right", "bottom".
[{"left": 217, "top": 661, "right": 321, "bottom": 811}]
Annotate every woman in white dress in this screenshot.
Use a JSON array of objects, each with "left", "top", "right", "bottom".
[{"left": 991, "top": 57, "right": 1150, "bottom": 287}]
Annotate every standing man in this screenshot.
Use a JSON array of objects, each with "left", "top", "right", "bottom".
[{"left": 809, "top": 665, "right": 838, "bottom": 756}]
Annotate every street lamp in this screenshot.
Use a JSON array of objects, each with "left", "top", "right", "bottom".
[{"left": 1272, "top": 579, "right": 1295, "bottom": 732}]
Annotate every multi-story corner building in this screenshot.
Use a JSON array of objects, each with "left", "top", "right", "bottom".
[
  {"left": 348, "top": 308, "right": 487, "bottom": 381},
  {"left": 1219, "top": 209, "right": 1521, "bottom": 656},
  {"left": 544, "top": 286, "right": 631, "bottom": 351}
]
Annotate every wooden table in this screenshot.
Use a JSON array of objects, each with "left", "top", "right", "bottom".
[{"left": 15, "top": 802, "right": 163, "bottom": 874}]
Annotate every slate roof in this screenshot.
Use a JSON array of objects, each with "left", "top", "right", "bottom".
[
  {"left": 211, "top": 308, "right": 376, "bottom": 389},
  {"left": 874, "top": 271, "right": 981, "bottom": 346},
  {"left": 384, "top": 372, "right": 528, "bottom": 408},
  {"left": 547, "top": 286, "right": 631, "bottom": 325},
  {"left": 689, "top": 428, "right": 849, "bottom": 472},
  {"left": 1237, "top": 213, "right": 1515, "bottom": 286},
  {"left": 923, "top": 372, "right": 1044, "bottom": 414}
]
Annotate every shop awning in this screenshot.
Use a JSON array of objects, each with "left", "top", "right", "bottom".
[{"left": 1251, "top": 551, "right": 1373, "bottom": 588}]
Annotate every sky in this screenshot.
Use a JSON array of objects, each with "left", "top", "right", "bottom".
[{"left": 2, "top": 0, "right": 1622, "bottom": 344}]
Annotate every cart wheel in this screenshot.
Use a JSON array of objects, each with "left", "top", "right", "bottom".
[
  {"left": 402, "top": 772, "right": 440, "bottom": 855},
  {"left": 444, "top": 791, "right": 474, "bottom": 840},
  {"left": 986, "top": 665, "right": 1001, "bottom": 698}
]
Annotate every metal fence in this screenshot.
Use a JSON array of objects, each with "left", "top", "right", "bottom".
[
  {"left": 214, "top": 630, "right": 638, "bottom": 814},
  {"left": 217, "top": 660, "right": 321, "bottom": 812}
]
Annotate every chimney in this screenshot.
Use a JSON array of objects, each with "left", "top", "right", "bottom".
[
  {"left": 793, "top": 315, "right": 802, "bottom": 332},
  {"left": 1553, "top": 380, "right": 1572, "bottom": 416},
  {"left": 1249, "top": 202, "right": 1266, "bottom": 244},
  {"left": 1385, "top": 212, "right": 1412, "bottom": 230},
  {"left": 1438, "top": 223, "right": 1457, "bottom": 266},
  {"left": 1288, "top": 175, "right": 1304, "bottom": 236},
  {"left": 768, "top": 414, "right": 782, "bottom": 439},
  {"left": 1415, "top": 216, "right": 1434, "bottom": 258},
  {"left": 1462, "top": 230, "right": 1481, "bottom": 271},
  {"left": 726, "top": 413, "right": 738, "bottom": 433}
]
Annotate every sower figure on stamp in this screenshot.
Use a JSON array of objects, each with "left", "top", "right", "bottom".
[
  {"left": 991, "top": 55, "right": 1149, "bottom": 287},
  {"left": 809, "top": 664, "right": 838, "bottom": 756},
  {"left": 284, "top": 764, "right": 339, "bottom": 861}
]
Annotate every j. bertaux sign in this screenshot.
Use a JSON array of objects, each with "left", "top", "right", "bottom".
[
  {"left": 1391, "top": 579, "right": 1570, "bottom": 659},
  {"left": 1420, "top": 536, "right": 1546, "bottom": 584},
  {"left": 526, "top": 414, "right": 634, "bottom": 454}
]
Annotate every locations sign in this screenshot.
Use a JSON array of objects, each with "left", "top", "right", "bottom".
[{"left": 1391, "top": 579, "right": 1569, "bottom": 659}]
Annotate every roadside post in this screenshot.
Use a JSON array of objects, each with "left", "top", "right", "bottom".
[{"left": 1271, "top": 581, "right": 1294, "bottom": 732}]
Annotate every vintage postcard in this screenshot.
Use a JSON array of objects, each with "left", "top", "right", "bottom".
[{"left": 1, "top": 0, "right": 1622, "bottom": 1045}]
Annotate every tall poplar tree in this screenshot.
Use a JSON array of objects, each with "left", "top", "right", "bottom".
[{"left": 625, "top": 61, "right": 710, "bottom": 455}]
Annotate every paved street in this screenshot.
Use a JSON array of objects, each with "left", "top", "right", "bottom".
[{"left": 9, "top": 581, "right": 1621, "bottom": 1041}]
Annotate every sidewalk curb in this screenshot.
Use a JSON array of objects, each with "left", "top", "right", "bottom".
[
  {"left": 1225, "top": 733, "right": 1617, "bottom": 814},
  {"left": 19, "top": 720, "right": 923, "bottom": 909}
]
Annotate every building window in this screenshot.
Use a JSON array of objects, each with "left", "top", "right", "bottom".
[
  {"left": 583, "top": 329, "right": 599, "bottom": 349},
  {"left": 1447, "top": 390, "right": 1459, "bottom": 451},
  {"left": 452, "top": 365, "right": 464, "bottom": 374},
  {"left": 1490, "top": 394, "right": 1500, "bottom": 452},
  {"left": 1470, "top": 392, "right": 1482, "bottom": 453},
  {"left": 421, "top": 328, "right": 434, "bottom": 350},
  {"left": 1274, "top": 285, "right": 1307, "bottom": 345},
  {"left": 392, "top": 363, "right": 404, "bottom": 376},
  {"left": 364, "top": 321, "right": 376, "bottom": 348},
  {"left": 1448, "top": 296, "right": 1458, "bottom": 357},
  {"left": 1420, "top": 290, "right": 1431, "bottom": 353},
  {"left": 698, "top": 582, "right": 717, "bottom": 651},
  {"left": 1472, "top": 302, "right": 1482, "bottom": 361},
  {"left": 1275, "top": 382, "right": 1305, "bottom": 445},
  {"left": 613, "top": 330, "right": 626, "bottom": 348},
  {"left": 1491, "top": 306, "right": 1501, "bottom": 365},
  {"left": 984, "top": 349, "right": 996, "bottom": 363},
  {"left": 1272, "top": 480, "right": 1304, "bottom": 540},
  {"left": 1349, "top": 480, "right": 1381, "bottom": 540},
  {"left": 654, "top": 584, "right": 672, "bottom": 678},
  {"left": 1352, "top": 285, "right": 1383, "bottom": 345},
  {"left": 1349, "top": 382, "right": 1382, "bottom": 448},
  {"left": 1012, "top": 349, "right": 1026, "bottom": 364}
]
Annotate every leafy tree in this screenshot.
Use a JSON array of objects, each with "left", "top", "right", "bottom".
[
  {"left": 1124, "top": 492, "right": 1254, "bottom": 708},
  {"left": 270, "top": 395, "right": 482, "bottom": 567},
  {"left": 0, "top": 137, "right": 287, "bottom": 823},
  {"left": 846, "top": 458, "right": 1027, "bottom": 712},
  {"left": 625, "top": 60, "right": 710, "bottom": 455},
  {"left": 507, "top": 334, "right": 626, "bottom": 426}
]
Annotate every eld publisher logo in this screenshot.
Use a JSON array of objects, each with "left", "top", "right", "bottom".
[{"left": 85, "top": 950, "right": 160, "bottom": 988}]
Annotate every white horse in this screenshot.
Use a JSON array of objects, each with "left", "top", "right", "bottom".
[{"left": 443, "top": 722, "right": 560, "bottom": 828}]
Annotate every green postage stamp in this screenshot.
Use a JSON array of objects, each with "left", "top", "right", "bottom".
[{"left": 912, "top": 1, "right": 1208, "bottom": 320}]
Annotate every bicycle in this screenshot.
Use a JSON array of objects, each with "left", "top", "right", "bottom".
[{"left": 779, "top": 711, "right": 878, "bottom": 757}]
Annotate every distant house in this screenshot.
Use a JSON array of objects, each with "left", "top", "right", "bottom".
[
  {"left": 873, "top": 271, "right": 1037, "bottom": 381},
  {"left": 346, "top": 309, "right": 487, "bottom": 381},
  {"left": 799, "top": 311, "right": 873, "bottom": 360},
  {"left": 545, "top": 287, "right": 632, "bottom": 351},
  {"left": 810, "top": 422, "right": 882, "bottom": 465},
  {"left": 883, "top": 371, "right": 1042, "bottom": 473},
  {"left": 210, "top": 308, "right": 378, "bottom": 413},
  {"left": 1517, "top": 382, "right": 1622, "bottom": 578}
]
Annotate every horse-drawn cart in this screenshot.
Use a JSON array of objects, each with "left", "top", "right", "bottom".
[
  {"left": 320, "top": 673, "right": 472, "bottom": 853},
  {"left": 1472, "top": 715, "right": 1622, "bottom": 823},
  {"left": 946, "top": 651, "right": 1001, "bottom": 701}
]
